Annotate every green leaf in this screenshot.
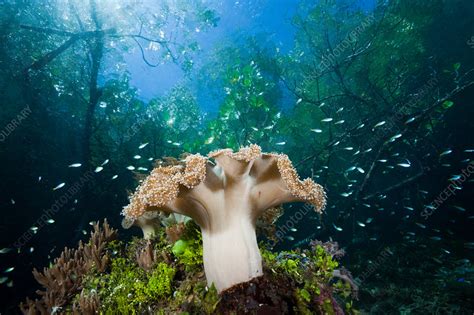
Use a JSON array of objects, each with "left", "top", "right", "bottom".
[
  {"left": 453, "top": 62, "right": 461, "bottom": 71},
  {"left": 442, "top": 100, "right": 454, "bottom": 109}
]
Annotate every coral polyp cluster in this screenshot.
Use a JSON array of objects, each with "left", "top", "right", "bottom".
[
  {"left": 276, "top": 154, "right": 326, "bottom": 211},
  {"left": 122, "top": 144, "right": 326, "bottom": 221}
]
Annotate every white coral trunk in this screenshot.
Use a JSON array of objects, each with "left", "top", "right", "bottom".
[{"left": 201, "top": 212, "right": 262, "bottom": 292}]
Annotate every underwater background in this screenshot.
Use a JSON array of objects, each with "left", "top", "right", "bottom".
[{"left": 0, "top": 0, "right": 473, "bottom": 313}]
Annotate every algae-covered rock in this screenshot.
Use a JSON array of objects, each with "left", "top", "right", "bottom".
[{"left": 20, "top": 220, "right": 357, "bottom": 314}]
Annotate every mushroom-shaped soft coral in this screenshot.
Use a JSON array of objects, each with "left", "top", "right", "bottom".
[
  {"left": 122, "top": 211, "right": 162, "bottom": 239},
  {"left": 122, "top": 144, "right": 326, "bottom": 292}
]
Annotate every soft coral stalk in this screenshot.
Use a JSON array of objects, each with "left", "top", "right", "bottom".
[{"left": 122, "top": 144, "right": 326, "bottom": 292}]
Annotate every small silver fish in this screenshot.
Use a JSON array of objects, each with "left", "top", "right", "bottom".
[
  {"left": 310, "top": 129, "right": 322, "bottom": 133},
  {"left": 373, "top": 121, "right": 386, "bottom": 128},
  {"left": 389, "top": 134, "right": 402, "bottom": 142},
  {"left": 356, "top": 167, "right": 365, "bottom": 173},
  {"left": 405, "top": 117, "right": 416, "bottom": 124},
  {"left": 138, "top": 143, "right": 149, "bottom": 149},
  {"left": 321, "top": 118, "right": 333, "bottom": 122},
  {"left": 450, "top": 205, "right": 465, "bottom": 211},
  {"left": 290, "top": 228, "right": 297, "bottom": 232},
  {"left": 343, "top": 147, "right": 353, "bottom": 150},
  {"left": 101, "top": 159, "right": 109, "bottom": 166},
  {"left": 432, "top": 257, "right": 443, "bottom": 264},
  {"left": 346, "top": 166, "right": 356, "bottom": 172},
  {"left": 397, "top": 160, "right": 411, "bottom": 168},
  {"left": 0, "top": 277, "right": 8, "bottom": 284},
  {"left": 0, "top": 248, "right": 12, "bottom": 254},
  {"left": 4, "top": 267, "right": 14, "bottom": 273},
  {"left": 285, "top": 236, "right": 295, "bottom": 241},
  {"left": 430, "top": 236, "right": 442, "bottom": 241},
  {"left": 126, "top": 166, "right": 135, "bottom": 170},
  {"left": 111, "top": 175, "right": 118, "bottom": 180},
  {"left": 47, "top": 219, "right": 55, "bottom": 224},
  {"left": 439, "top": 149, "right": 452, "bottom": 157},
  {"left": 356, "top": 221, "right": 366, "bottom": 227},
  {"left": 333, "top": 223, "right": 343, "bottom": 231},
  {"left": 275, "top": 141, "right": 286, "bottom": 145},
  {"left": 397, "top": 162, "right": 411, "bottom": 168},
  {"left": 52, "top": 183, "right": 66, "bottom": 191},
  {"left": 68, "top": 163, "right": 82, "bottom": 168},
  {"left": 366, "top": 217, "right": 373, "bottom": 224},
  {"left": 133, "top": 155, "right": 141, "bottom": 159},
  {"left": 415, "top": 222, "right": 427, "bottom": 229},
  {"left": 94, "top": 166, "right": 103, "bottom": 173},
  {"left": 334, "top": 120, "right": 345, "bottom": 125}
]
